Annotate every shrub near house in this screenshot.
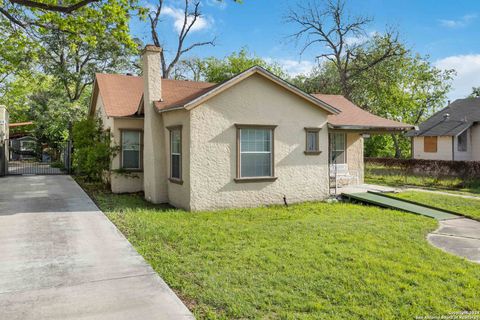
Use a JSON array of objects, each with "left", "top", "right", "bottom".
[{"left": 72, "top": 118, "right": 114, "bottom": 181}]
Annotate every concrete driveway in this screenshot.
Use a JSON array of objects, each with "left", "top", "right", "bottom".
[{"left": 0, "top": 175, "right": 194, "bottom": 320}]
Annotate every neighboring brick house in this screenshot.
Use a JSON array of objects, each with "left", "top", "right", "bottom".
[
  {"left": 89, "top": 45, "right": 412, "bottom": 211},
  {"left": 407, "top": 98, "right": 480, "bottom": 161}
]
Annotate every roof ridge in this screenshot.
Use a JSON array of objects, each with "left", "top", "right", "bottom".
[{"left": 162, "top": 78, "right": 216, "bottom": 85}]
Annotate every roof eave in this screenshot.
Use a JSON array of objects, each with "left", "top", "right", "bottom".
[
  {"left": 156, "top": 105, "right": 185, "bottom": 113},
  {"left": 110, "top": 115, "right": 144, "bottom": 119},
  {"left": 328, "top": 124, "right": 416, "bottom": 132}
]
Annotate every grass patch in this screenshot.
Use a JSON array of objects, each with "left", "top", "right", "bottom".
[
  {"left": 365, "top": 163, "right": 480, "bottom": 194},
  {"left": 393, "top": 191, "right": 480, "bottom": 221},
  {"left": 83, "top": 187, "right": 480, "bottom": 319}
]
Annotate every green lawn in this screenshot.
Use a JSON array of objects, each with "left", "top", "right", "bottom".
[
  {"left": 81, "top": 188, "right": 480, "bottom": 320},
  {"left": 365, "top": 163, "right": 480, "bottom": 195},
  {"left": 393, "top": 191, "right": 480, "bottom": 221}
]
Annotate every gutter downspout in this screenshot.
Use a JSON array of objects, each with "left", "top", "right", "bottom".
[{"left": 452, "top": 136, "right": 455, "bottom": 161}]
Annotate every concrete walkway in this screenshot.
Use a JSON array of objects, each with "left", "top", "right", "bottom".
[
  {"left": 406, "top": 187, "right": 480, "bottom": 200},
  {"left": 0, "top": 175, "right": 194, "bottom": 320},
  {"left": 428, "top": 218, "right": 480, "bottom": 264}
]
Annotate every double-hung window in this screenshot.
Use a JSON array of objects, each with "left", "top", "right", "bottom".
[
  {"left": 168, "top": 126, "right": 182, "bottom": 183},
  {"left": 236, "top": 125, "right": 276, "bottom": 181},
  {"left": 121, "top": 130, "right": 141, "bottom": 170},
  {"left": 304, "top": 128, "right": 321, "bottom": 155},
  {"left": 329, "top": 132, "right": 346, "bottom": 164}
]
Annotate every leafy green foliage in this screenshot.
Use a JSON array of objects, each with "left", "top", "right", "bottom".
[
  {"left": 0, "top": 25, "right": 36, "bottom": 90},
  {"left": 34, "top": 6, "right": 139, "bottom": 101},
  {"left": 0, "top": 0, "right": 139, "bottom": 102},
  {"left": 1, "top": 72, "right": 88, "bottom": 152},
  {"left": 199, "top": 48, "right": 288, "bottom": 83},
  {"left": 72, "top": 118, "right": 115, "bottom": 181},
  {"left": 469, "top": 87, "right": 480, "bottom": 98},
  {"left": 29, "top": 80, "right": 86, "bottom": 149},
  {"left": 293, "top": 38, "right": 453, "bottom": 158},
  {"left": 93, "top": 192, "right": 480, "bottom": 319}
]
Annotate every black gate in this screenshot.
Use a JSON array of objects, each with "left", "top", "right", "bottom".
[{"left": 7, "top": 136, "right": 72, "bottom": 175}]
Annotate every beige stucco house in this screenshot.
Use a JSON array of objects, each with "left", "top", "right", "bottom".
[
  {"left": 89, "top": 45, "right": 412, "bottom": 211},
  {"left": 407, "top": 98, "right": 480, "bottom": 161}
]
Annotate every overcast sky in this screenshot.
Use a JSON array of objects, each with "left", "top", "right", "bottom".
[{"left": 131, "top": 0, "right": 480, "bottom": 101}]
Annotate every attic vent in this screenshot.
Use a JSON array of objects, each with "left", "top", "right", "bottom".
[{"left": 443, "top": 113, "right": 450, "bottom": 120}]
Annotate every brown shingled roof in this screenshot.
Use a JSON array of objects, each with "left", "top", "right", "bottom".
[
  {"left": 94, "top": 73, "right": 216, "bottom": 117},
  {"left": 313, "top": 94, "right": 413, "bottom": 130},
  {"left": 95, "top": 73, "right": 144, "bottom": 117},
  {"left": 93, "top": 73, "right": 413, "bottom": 132},
  {"left": 155, "top": 80, "right": 217, "bottom": 111}
]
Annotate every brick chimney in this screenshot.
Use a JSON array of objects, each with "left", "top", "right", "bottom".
[{"left": 142, "top": 45, "right": 167, "bottom": 203}]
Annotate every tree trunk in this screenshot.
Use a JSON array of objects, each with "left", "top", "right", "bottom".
[{"left": 391, "top": 134, "right": 402, "bottom": 159}]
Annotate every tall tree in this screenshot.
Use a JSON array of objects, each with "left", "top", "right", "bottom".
[
  {"left": 469, "top": 87, "right": 480, "bottom": 98},
  {"left": 0, "top": 0, "right": 139, "bottom": 102},
  {"left": 286, "top": 0, "right": 405, "bottom": 99},
  {"left": 0, "top": 0, "right": 240, "bottom": 28},
  {"left": 36, "top": 29, "right": 136, "bottom": 102},
  {"left": 292, "top": 38, "right": 454, "bottom": 158},
  {"left": 148, "top": 0, "right": 215, "bottom": 79},
  {"left": 0, "top": 0, "right": 142, "bottom": 33},
  {"left": 199, "top": 48, "right": 287, "bottom": 83},
  {"left": 171, "top": 57, "right": 205, "bottom": 81},
  {"left": 353, "top": 44, "right": 454, "bottom": 158}
]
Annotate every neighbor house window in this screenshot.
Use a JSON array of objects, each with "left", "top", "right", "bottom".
[
  {"left": 424, "top": 136, "right": 437, "bottom": 153},
  {"left": 168, "top": 126, "right": 182, "bottom": 183},
  {"left": 458, "top": 130, "right": 468, "bottom": 152},
  {"left": 305, "top": 128, "right": 321, "bottom": 155},
  {"left": 121, "top": 130, "right": 141, "bottom": 170},
  {"left": 20, "top": 139, "right": 35, "bottom": 152},
  {"left": 329, "top": 132, "right": 346, "bottom": 164},
  {"left": 235, "top": 124, "right": 276, "bottom": 181}
]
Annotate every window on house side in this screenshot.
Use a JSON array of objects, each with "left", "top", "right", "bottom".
[
  {"left": 458, "top": 131, "right": 467, "bottom": 152},
  {"left": 424, "top": 136, "right": 437, "bottom": 153},
  {"left": 169, "top": 127, "right": 182, "bottom": 180},
  {"left": 329, "top": 132, "right": 346, "bottom": 164},
  {"left": 239, "top": 127, "right": 274, "bottom": 178},
  {"left": 305, "top": 128, "right": 321, "bottom": 154},
  {"left": 121, "top": 131, "right": 141, "bottom": 169}
]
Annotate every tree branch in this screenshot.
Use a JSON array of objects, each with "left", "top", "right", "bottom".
[
  {"left": 0, "top": 6, "right": 25, "bottom": 28},
  {"left": 9, "top": 0, "right": 100, "bottom": 13}
]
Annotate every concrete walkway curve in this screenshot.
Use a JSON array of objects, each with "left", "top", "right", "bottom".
[
  {"left": 428, "top": 218, "right": 480, "bottom": 264},
  {"left": 0, "top": 175, "right": 194, "bottom": 320}
]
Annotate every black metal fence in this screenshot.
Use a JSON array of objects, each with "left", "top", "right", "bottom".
[
  {"left": 6, "top": 138, "right": 71, "bottom": 176},
  {"left": 0, "top": 144, "right": 5, "bottom": 176}
]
